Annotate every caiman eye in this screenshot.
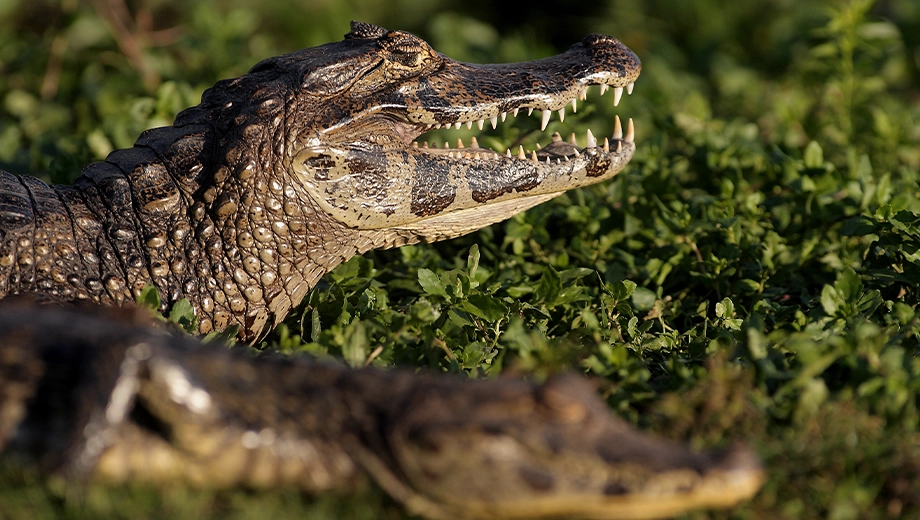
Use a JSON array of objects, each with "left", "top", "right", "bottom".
[{"left": 390, "top": 44, "right": 424, "bottom": 67}]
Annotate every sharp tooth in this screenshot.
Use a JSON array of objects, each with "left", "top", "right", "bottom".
[
  {"left": 541, "top": 110, "right": 551, "bottom": 131},
  {"left": 470, "top": 136, "right": 479, "bottom": 148},
  {"left": 456, "top": 138, "right": 464, "bottom": 148},
  {"left": 579, "top": 88, "right": 588, "bottom": 101},
  {"left": 536, "top": 143, "right": 542, "bottom": 150},
  {"left": 586, "top": 129, "right": 597, "bottom": 148},
  {"left": 603, "top": 138, "right": 609, "bottom": 152},
  {"left": 552, "top": 132, "right": 562, "bottom": 142},
  {"left": 506, "top": 149, "right": 512, "bottom": 157},
  {"left": 569, "top": 133, "right": 577, "bottom": 145},
  {"left": 423, "top": 141, "right": 429, "bottom": 148},
  {"left": 613, "top": 115, "right": 623, "bottom": 139},
  {"left": 573, "top": 149, "right": 580, "bottom": 157},
  {"left": 513, "top": 108, "right": 520, "bottom": 117},
  {"left": 557, "top": 107, "right": 565, "bottom": 123},
  {"left": 501, "top": 112, "right": 507, "bottom": 122},
  {"left": 466, "top": 121, "right": 472, "bottom": 130},
  {"left": 531, "top": 151, "right": 538, "bottom": 162},
  {"left": 616, "top": 141, "right": 622, "bottom": 152},
  {"left": 490, "top": 116, "right": 498, "bottom": 129},
  {"left": 546, "top": 157, "right": 551, "bottom": 164},
  {"left": 527, "top": 107, "right": 534, "bottom": 116},
  {"left": 613, "top": 87, "right": 624, "bottom": 106},
  {"left": 627, "top": 81, "right": 635, "bottom": 95},
  {"left": 599, "top": 84, "right": 609, "bottom": 96},
  {"left": 444, "top": 141, "right": 450, "bottom": 149},
  {"left": 571, "top": 99, "right": 577, "bottom": 112},
  {"left": 477, "top": 119, "right": 484, "bottom": 131},
  {"left": 518, "top": 146, "right": 526, "bottom": 160},
  {"left": 626, "top": 118, "right": 635, "bottom": 142},
  {"left": 454, "top": 122, "right": 462, "bottom": 129}
]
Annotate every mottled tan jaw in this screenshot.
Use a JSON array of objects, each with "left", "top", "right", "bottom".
[{"left": 292, "top": 84, "right": 640, "bottom": 243}]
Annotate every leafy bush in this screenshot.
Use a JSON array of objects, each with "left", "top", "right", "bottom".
[{"left": 2, "top": 0, "right": 920, "bottom": 518}]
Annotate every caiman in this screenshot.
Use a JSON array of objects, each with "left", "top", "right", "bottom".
[{"left": 0, "top": 21, "right": 764, "bottom": 519}]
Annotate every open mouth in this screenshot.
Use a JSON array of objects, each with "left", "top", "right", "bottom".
[{"left": 393, "top": 80, "right": 638, "bottom": 164}]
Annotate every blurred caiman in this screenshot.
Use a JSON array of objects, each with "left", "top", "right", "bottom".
[{"left": 0, "top": 21, "right": 763, "bottom": 519}]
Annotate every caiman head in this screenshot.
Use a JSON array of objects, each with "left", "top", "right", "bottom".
[
  {"left": 170, "top": 20, "right": 641, "bottom": 336},
  {"left": 221, "top": 20, "right": 640, "bottom": 247}
]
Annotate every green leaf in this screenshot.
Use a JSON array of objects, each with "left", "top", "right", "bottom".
[
  {"left": 715, "top": 297, "right": 735, "bottom": 319},
  {"left": 418, "top": 268, "right": 448, "bottom": 297},
  {"left": 835, "top": 267, "right": 862, "bottom": 302},
  {"left": 467, "top": 244, "right": 480, "bottom": 279},
  {"left": 136, "top": 285, "right": 161, "bottom": 310},
  {"left": 803, "top": 140, "right": 824, "bottom": 169},
  {"left": 840, "top": 216, "right": 875, "bottom": 236},
  {"left": 168, "top": 298, "right": 197, "bottom": 333},
  {"left": 534, "top": 266, "right": 562, "bottom": 305},
  {"left": 632, "top": 287, "right": 657, "bottom": 311},
  {"left": 459, "top": 294, "right": 508, "bottom": 322}
]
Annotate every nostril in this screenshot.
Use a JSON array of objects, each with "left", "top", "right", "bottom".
[{"left": 582, "top": 34, "right": 620, "bottom": 47}]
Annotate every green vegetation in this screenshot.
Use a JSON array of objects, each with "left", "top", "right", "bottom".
[{"left": 2, "top": 0, "right": 920, "bottom": 518}]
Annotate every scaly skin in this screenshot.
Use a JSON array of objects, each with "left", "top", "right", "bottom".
[{"left": 0, "top": 22, "right": 764, "bottom": 519}]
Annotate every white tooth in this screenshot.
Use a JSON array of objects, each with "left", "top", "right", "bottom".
[
  {"left": 444, "top": 141, "right": 450, "bottom": 149},
  {"left": 434, "top": 124, "right": 441, "bottom": 129},
  {"left": 541, "top": 110, "right": 551, "bottom": 131},
  {"left": 626, "top": 118, "right": 635, "bottom": 142},
  {"left": 518, "top": 146, "right": 526, "bottom": 160},
  {"left": 457, "top": 138, "right": 464, "bottom": 148},
  {"left": 599, "top": 84, "right": 609, "bottom": 96},
  {"left": 470, "top": 136, "right": 479, "bottom": 148},
  {"left": 477, "top": 119, "right": 484, "bottom": 131},
  {"left": 454, "top": 122, "right": 462, "bottom": 129},
  {"left": 536, "top": 143, "right": 542, "bottom": 149},
  {"left": 531, "top": 151, "right": 538, "bottom": 162},
  {"left": 603, "top": 138, "right": 609, "bottom": 152},
  {"left": 569, "top": 133, "right": 577, "bottom": 145},
  {"left": 466, "top": 121, "right": 473, "bottom": 130},
  {"left": 506, "top": 149, "right": 512, "bottom": 157},
  {"left": 546, "top": 157, "right": 551, "bottom": 164},
  {"left": 501, "top": 112, "right": 507, "bottom": 122},
  {"left": 613, "top": 115, "right": 623, "bottom": 139},
  {"left": 616, "top": 141, "right": 622, "bottom": 152},
  {"left": 579, "top": 88, "right": 588, "bottom": 101},
  {"left": 527, "top": 107, "right": 534, "bottom": 116},
  {"left": 558, "top": 107, "right": 565, "bottom": 123},
  {"left": 613, "top": 87, "right": 623, "bottom": 106},
  {"left": 423, "top": 141, "right": 429, "bottom": 148},
  {"left": 474, "top": 153, "right": 481, "bottom": 160},
  {"left": 513, "top": 108, "right": 520, "bottom": 117},
  {"left": 627, "top": 81, "right": 635, "bottom": 95},
  {"left": 571, "top": 98, "right": 577, "bottom": 112},
  {"left": 573, "top": 149, "right": 580, "bottom": 157},
  {"left": 490, "top": 116, "right": 498, "bottom": 129},
  {"left": 586, "top": 129, "right": 597, "bottom": 148}
]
